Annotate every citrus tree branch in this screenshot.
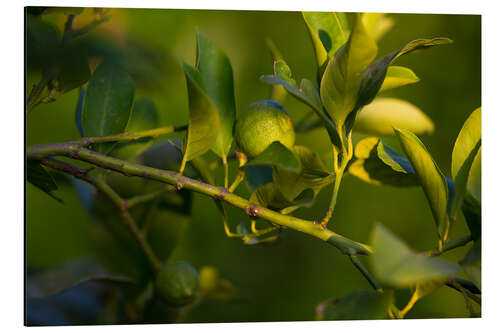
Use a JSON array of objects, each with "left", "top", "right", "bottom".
[{"left": 27, "top": 142, "right": 372, "bottom": 256}]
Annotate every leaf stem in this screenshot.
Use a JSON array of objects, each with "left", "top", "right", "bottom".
[
  {"left": 28, "top": 142, "right": 371, "bottom": 255},
  {"left": 399, "top": 291, "right": 419, "bottom": 318},
  {"left": 429, "top": 234, "right": 472, "bottom": 256},
  {"left": 349, "top": 254, "right": 382, "bottom": 291},
  {"left": 39, "top": 158, "right": 162, "bottom": 274}
]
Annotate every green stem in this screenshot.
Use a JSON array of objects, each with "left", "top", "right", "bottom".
[
  {"left": 39, "top": 158, "right": 162, "bottom": 274},
  {"left": 429, "top": 234, "right": 472, "bottom": 256},
  {"left": 400, "top": 291, "right": 419, "bottom": 318},
  {"left": 320, "top": 154, "right": 348, "bottom": 226},
  {"left": 229, "top": 169, "right": 246, "bottom": 193},
  {"left": 349, "top": 255, "right": 382, "bottom": 291},
  {"left": 28, "top": 142, "right": 371, "bottom": 255}
]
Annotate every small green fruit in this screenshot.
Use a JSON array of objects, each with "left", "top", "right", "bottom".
[
  {"left": 234, "top": 100, "right": 295, "bottom": 158},
  {"left": 155, "top": 262, "right": 200, "bottom": 306}
]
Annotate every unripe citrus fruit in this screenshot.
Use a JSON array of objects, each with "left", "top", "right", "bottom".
[
  {"left": 234, "top": 100, "right": 295, "bottom": 158},
  {"left": 155, "top": 262, "right": 200, "bottom": 306}
]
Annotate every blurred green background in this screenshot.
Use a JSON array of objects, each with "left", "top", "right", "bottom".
[{"left": 26, "top": 8, "right": 481, "bottom": 322}]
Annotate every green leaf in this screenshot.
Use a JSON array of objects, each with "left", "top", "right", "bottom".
[
  {"left": 467, "top": 146, "right": 481, "bottom": 204},
  {"left": 316, "top": 290, "right": 394, "bottom": 320},
  {"left": 111, "top": 97, "right": 160, "bottom": 160},
  {"left": 394, "top": 128, "right": 449, "bottom": 239},
  {"left": 302, "top": 12, "right": 348, "bottom": 71},
  {"left": 196, "top": 32, "right": 236, "bottom": 158},
  {"left": 75, "top": 87, "right": 85, "bottom": 137},
  {"left": 273, "top": 145, "right": 333, "bottom": 202},
  {"left": 244, "top": 141, "right": 301, "bottom": 173},
  {"left": 249, "top": 182, "right": 314, "bottom": 212},
  {"left": 379, "top": 66, "right": 420, "bottom": 93},
  {"left": 266, "top": 38, "right": 287, "bottom": 103},
  {"left": 460, "top": 240, "right": 481, "bottom": 290},
  {"left": 414, "top": 279, "right": 447, "bottom": 301},
  {"left": 245, "top": 166, "right": 273, "bottom": 192},
  {"left": 27, "top": 257, "right": 135, "bottom": 298},
  {"left": 352, "top": 38, "right": 452, "bottom": 133},
  {"left": 82, "top": 61, "right": 135, "bottom": 153},
  {"left": 320, "top": 13, "right": 378, "bottom": 129},
  {"left": 348, "top": 137, "right": 419, "bottom": 187},
  {"left": 180, "top": 63, "right": 221, "bottom": 172},
  {"left": 451, "top": 107, "right": 481, "bottom": 215},
  {"left": 370, "top": 224, "right": 459, "bottom": 288},
  {"left": 27, "top": 160, "right": 61, "bottom": 203},
  {"left": 361, "top": 13, "right": 395, "bottom": 41},
  {"left": 354, "top": 98, "right": 434, "bottom": 135}
]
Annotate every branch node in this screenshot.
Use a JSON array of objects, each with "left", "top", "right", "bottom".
[{"left": 246, "top": 205, "right": 259, "bottom": 217}]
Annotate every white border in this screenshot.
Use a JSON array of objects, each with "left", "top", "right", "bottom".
[{"left": 2, "top": 0, "right": 498, "bottom": 331}]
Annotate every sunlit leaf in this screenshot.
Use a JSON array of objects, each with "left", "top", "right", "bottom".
[
  {"left": 180, "top": 63, "right": 220, "bottom": 172},
  {"left": 244, "top": 141, "right": 301, "bottom": 173},
  {"left": 460, "top": 240, "right": 481, "bottom": 290},
  {"left": 316, "top": 290, "right": 394, "bottom": 321},
  {"left": 196, "top": 32, "right": 236, "bottom": 158},
  {"left": 82, "top": 61, "right": 135, "bottom": 153},
  {"left": 451, "top": 107, "right": 481, "bottom": 215},
  {"left": 27, "top": 160, "right": 62, "bottom": 203},
  {"left": 394, "top": 128, "right": 449, "bottom": 239},
  {"left": 273, "top": 145, "right": 333, "bottom": 202},
  {"left": 354, "top": 98, "right": 434, "bottom": 135},
  {"left": 361, "top": 12, "right": 395, "bottom": 41},
  {"left": 349, "top": 37, "right": 452, "bottom": 134},
  {"left": 320, "top": 13, "right": 378, "bottom": 129},
  {"left": 379, "top": 66, "right": 420, "bottom": 93},
  {"left": 414, "top": 279, "right": 447, "bottom": 301},
  {"left": 370, "top": 224, "right": 459, "bottom": 288},
  {"left": 348, "top": 137, "right": 419, "bottom": 187},
  {"left": 27, "top": 257, "right": 135, "bottom": 298},
  {"left": 249, "top": 182, "right": 314, "bottom": 212},
  {"left": 302, "top": 12, "right": 348, "bottom": 71}
]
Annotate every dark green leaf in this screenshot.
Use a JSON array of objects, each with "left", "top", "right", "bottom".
[
  {"left": 244, "top": 141, "right": 301, "bottom": 173},
  {"left": 26, "top": 15, "right": 60, "bottom": 71},
  {"left": 394, "top": 128, "right": 449, "bottom": 239},
  {"left": 451, "top": 107, "right": 481, "bottom": 216},
  {"left": 316, "top": 290, "right": 394, "bottom": 321},
  {"left": 320, "top": 13, "right": 378, "bottom": 129},
  {"left": 196, "top": 32, "right": 236, "bottom": 159},
  {"left": 348, "top": 137, "right": 419, "bottom": 187},
  {"left": 370, "top": 224, "right": 459, "bottom": 288},
  {"left": 27, "top": 257, "right": 135, "bottom": 298},
  {"left": 352, "top": 38, "right": 452, "bottom": 133},
  {"left": 82, "top": 61, "right": 135, "bottom": 153},
  {"left": 460, "top": 240, "right": 481, "bottom": 290},
  {"left": 180, "top": 63, "right": 220, "bottom": 171},
  {"left": 75, "top": 87, "right": 85, "bottom": 137},
  {"left": 249, "top": 182, "right": 315, "bottom": 213},
  {"left": 302, "top": 12, "right": 348, "bottom": 71},
  {"left": 354, "top": 98, "right": 434, "bottom": 135},
  {"left": 379, "top": 66, "right": 420, "bottom": 93},
  {"left": 245, "top": 165, "right": 273, "bottom": 192},
  {"left": 273, "top": 145, "right": 333, "bottom": 202},
  {"left": 27, "top": 160, "right": 61, "bottom": 202},
  {"left": 111, "top": 97, "right": 159, "bottom": 160}
]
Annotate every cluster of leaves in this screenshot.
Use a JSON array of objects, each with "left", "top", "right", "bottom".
[{"left": 26, "top": 9, "right": 481, "bottom": 323}]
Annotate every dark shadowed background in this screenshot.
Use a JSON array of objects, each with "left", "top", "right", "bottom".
[{"left": 26, "top": 8, "right": 480, "bottom": 323}]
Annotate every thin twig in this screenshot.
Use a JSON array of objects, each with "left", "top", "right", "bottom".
[{"left": 40, "top": 158, "right": 162, "bottom": 274}]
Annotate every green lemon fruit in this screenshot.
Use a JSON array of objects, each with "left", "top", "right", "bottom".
[
  {"left": 155, "top": 262, "right": 200, "bottom": 306},
  {"left": 235, "top": 100, "right": 295, "bottom": 158}
]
